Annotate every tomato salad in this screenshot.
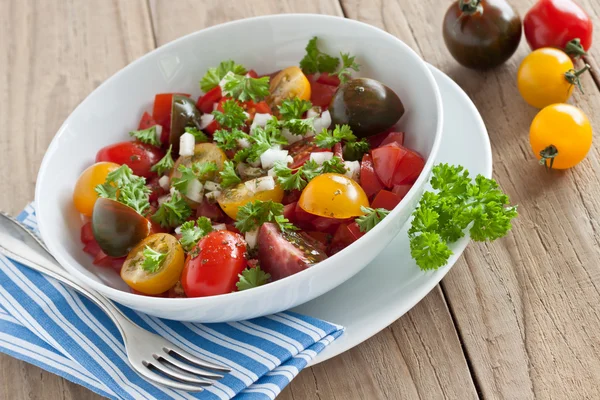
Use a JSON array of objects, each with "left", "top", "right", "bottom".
[{"left": 73, "top": 37, "right": 425, "bottom": 298}]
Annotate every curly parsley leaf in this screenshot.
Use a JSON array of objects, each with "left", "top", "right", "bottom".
[
  {"left": 151, "top": 145, "right": 175, "bottom": 176},
  {"left": 179, "top": 217, "right": 213, "bottom": 252},
  {"left": 213, "top": 128, "right": 250, "bottom": 151},
  {"left": 246, "top": 123, "right": 288, "bottom": 162},
  {"left": 343, "top": 138, "right": 370, "bottom": 161},
  {"left": 129, "top": 126, "right": 160, "bottom": 147},
  {"left": 356, "top": 206, "right": 390, "bottom": 233},
  {"left": 221, "top": 73, "right": 270, "bottom": 102},
  {"left": 219, "top": 160, "right": 242, "bottom": 188},
  {"left": 235, "top": 200, "right": 297, "bottom": 233},
  {"left": 200, "top": 60, "right": 247, "bottom": 92},
  {"left": 141, "top": 246, "right": 167, "bottom": 273},
  {"left": 300, "top": 37, "right": 340, "bottom": 74},
  {"left": 334, "top": 53, "right": 360, "bottom": 84},
  {"left": 320, "top": 156, "right": 347, "bottom": 174},
  {"left": 95, "top": 165, "right": 150, "bottom": 214},
  {"left": 408, "top": 164, "right": 518, "bottom": 271},
  {"left": 236, "top": 265, "right": 271, "bottom": 291},
  {"left": 212, "top": 99, "right": 247, "bottom": 129},
  {"left": 185, "top": 127, "right": 209, "bottom": 143},
  {"left": 272, "top": 158, "right": 339, "bottom": 191},
  {"left": 278, "top": 98, "right": 312, "bottom": 120},
  {"left": 315, "top": 124, "right": 356, "bottom": 148},
  {"left": 152, "top": 191, "right": 192, "bottom": 228},
  {"left": 282, "top": 118, "right": 315, "bottom": 136},
  {"left": 172, "top": 161, "right": 218, "bottom": 194}
]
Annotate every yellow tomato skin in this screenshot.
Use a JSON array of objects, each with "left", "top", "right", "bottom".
[
  {"left": 218, "top": 181, "right": 285, "bottom": 220},
  {"left": 268, "top": 66, "right": 311, "bottom": 107},
  {"left": 73, "top": 162, "right": 120, "bottom": 216},
  {"left": 121, "top": 233, "right": 184, "bottom": 295},
  {"left": 530, "top": 104, "right": 592, "bottom": 169},
  {"left": 517, "top": 48, "right": 575, "bottom": 109},
  {"left": 299, "top": 173, "right": 370, "bottom": 218}
]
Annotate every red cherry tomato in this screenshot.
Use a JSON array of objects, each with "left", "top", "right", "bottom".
[
  {"left": 371, "top": 189, "right": 403, "bottom": 210},
  {"left": 138, "top": 112, "right": 158, "bottom": 130},
  {"left": 316, "top": 73, "right": 341, "bottom": 86},
  {"left": 359, "top": 153, "right": 385, "bottom": 198},
  {"left": 380, "top": 132, "right": 405, "bottom": 147},
  {"left": 287, "top": 137, "right": 327, "bottom": 169},
  {"left": 524, "top": 0, "right": 593, "bottom": 56},
  {"left": 152, "top": 93, "right": 190, "bottom": 127},
  {"left": 96, "top": 141, "right": 164, "bottom": 178},
  {"left": 196, "top": 86, "right": 222, "bottom": 113},
  {"left": 181, "top": 231, "right": 247, "bottom": 297}
]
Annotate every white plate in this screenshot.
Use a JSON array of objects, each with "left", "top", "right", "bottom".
[{"left": 297, "top": 65, "right": 493, "bottom": 366}]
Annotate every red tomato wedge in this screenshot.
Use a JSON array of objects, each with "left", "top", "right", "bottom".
[
  {"left": 333, "top": 142, "right": 343, "bottom": 159},
  {"left": 311, "top": 216, "right": 352, "bottom": 234},
  {"left": 371, "top": 143, "right": 408, "bottom": 188},
  {"left": 152, "top": 93, "right": 190, "bottom": 127},
  {"left": 371, "top": 189, "right": 403, "bottom": 210},
  {"left": 307, "top": 75, "right": 338, "bottom": 108},
  {"left": 392, "top": 184, "right": 412, "bottom": 199},
  {"left": 196, "top": 86, "right": 222, "bottom": 113},
  {"left": 81, "top": 222, "right": 95, "bottom": 244},
  {"left": 138, "top": 112, "right": 158, "bottom": 130},
  {"left": 380, "top": 132, "right": 405, "bottom": 147},
  {"left": 366, "top": 128, "right": 395, "bottom": 148},
  {"left": 359, "top": 154, "right": 385, "bottom": 197},
  {"left": 196, "top": 201, "right": 225, "bottom": 222},
  {"left": 328, "top": 222, "right": 364, "bottom": 256},
  {"left": 391, "top": 148, "right": 425, "bottom": 186},
  {"left": 316, "top": 73, "right": 341, "bottom": 86},
  {"left": 96, "top": 141, "right": 164, "bottom": 178}
]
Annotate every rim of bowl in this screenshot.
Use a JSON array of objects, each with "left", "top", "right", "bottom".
[{"left": 35, "top": 14, "right": 444, "bottom": 306}]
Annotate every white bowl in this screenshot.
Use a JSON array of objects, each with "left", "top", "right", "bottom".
[{"left": 35, "top": 14, "right": 443, "bottom": 322}]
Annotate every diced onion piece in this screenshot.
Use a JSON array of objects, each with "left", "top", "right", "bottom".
[
  {"left": 158, "top": 175, "right": 170, "bottom": 190},
  {"left": 238, "top": 137, "right": 251, "bottom": 149},
  {"left": 170, "top": 187, "right": 179, "bottom": 196},
  {"left": 204, "top": 181, "right": 221, "bottom": 192},
  {"left": 312, "top": 110, "right": 331, "bottom": 134},
  {"left": 307, "top": 106, "right": 322, "bottom": 119},
  {"left": 157, "top": 194, "right": 170, "bottom": 206},
  {"left": 247, "top": 158, "right": 261, "bottom": 168},
  {"left": 205, "top": 190, "right": 221, "bottom": 203},
  {"left": 260, "top": 148, "right": 289, "bottom": 169},
  {"left": 154, "top": 125, "right": 163, "bottom": 143},
  {"left": 174, "top": 225, "right": 183, "bottom": 235},
  {"left": 343, "top": 160, "right": 361, "bottom": 181},
  {"left": 245, "top": 229, "right": 259, "bottom": 248},
  {"left": 243, "top": 111, "right": 250, "bottom": 120},
  {"left": 186, "top": 179, "right": 204, "bottom": 203},
  {"left": 267, "top": 168, "right": 277, "bottom": 177},
  {"left": 281, "top": 128, "right": 304, "bottom": 145},
  {"left": 213, "top": 103, "right": 219, "bottom": 111},
  {"left": 179, "top": 132, "right": 195, "bottom": 156},
  {"left": 250, "top": 113, "right": 272, "bottom": 131},
  {"left": 199, "top": 114, "right": 215, "bottom": 130},
  {"left": 212, "top": 223, "right": 227, "bottom": 231},
  {"left": 310, "top": 151, "right": 334, "bottom": 165},
  {"left": 286, "top": 155, "right": 294, "bottom": 165},
  {"left": 255, "top": 176, "right": 276, "bottom": 192}
]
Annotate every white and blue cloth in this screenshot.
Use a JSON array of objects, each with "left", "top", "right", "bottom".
[{"left": 0, "top": 204, "right": 344, "bottom": 399}]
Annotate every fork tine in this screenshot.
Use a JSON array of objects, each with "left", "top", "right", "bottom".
[
  {"left": 135, "top": 363, "right": 206, "bottom": 392},
  {"left": 165, "top": 346, "right": 231, "bottom": 372},
  {"left": 157, "top": 352, "right": 225, "bottom": 379},
  {"left": 144, "top": 360, "right": 212, "bottom": 386},
  {"left": 155, "top": 359, "right": 216, "bottom": 385}
]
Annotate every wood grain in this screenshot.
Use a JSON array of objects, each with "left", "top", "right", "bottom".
[{"left": 341, "top": 0, "right": 600, "bottom": 398}]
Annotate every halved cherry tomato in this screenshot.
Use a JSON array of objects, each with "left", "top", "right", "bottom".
[
  {"left": 380, "top": 132, "right": 405, "bottom": 147},
  {"left": 268, "top": 66, "right": 311, "bottom": 107},
  {"left": 287, "top": 137, "right": 327, "bottom": 169},
  {"left": 152, "top": 93, "right": 190, "bottom": 127},
  {"left": 359, "top": 154, "right": 385, "bottom": 198},
  {"left": 391, "top": 148, "right": 425, "bottom": 186},
  {"left": 328, "top": 222, "right": 364, "bottom": 256},
  {"left": 311, "top": 216, "right": 352, "bottom": 234},
  {"left": 317, "top": 73, "right": 341, "bottom": 87},
  {"left": 218, "top": 180, "right": 284, "bottom": 220},
  {"left": 282, "top": 189, "right": 302, "bottom": 205},
  {"left": 372, "top": 143, "right": 407, "bottom": 188},
  {"left": 181, "top": 230, "right": 247, "bottom": 297},
  {"left": 309, "top": 80, "right": 338, "bottom": 108},
  {"left": 333, "top": 142, "right": 343, "bottom": 159},
  {"left": 73, "top": 162, "right": 120, "bottom": 216},
  {"left": 243, "top": 100, "right": 271, "bottom": 119},
  {"left": 294, "top": 201, "right": 317, "bottom": 223},
  {"left": 93, "top": 251, "right": 126, "bottom": 272},
  {"left": 366, "top": 128, "right": 395, "bottom": 148},
  {"left": 197, "top": 200, "right": 226, "bottom": 222},
  {"left": 196, "top": 86, "right": 222, "bottom": 114},
  {"left": 96, "top": 141, "right": 164, "bottom": 178},
  {"left": 171, "top": 143, "right": 227, "bottom": 196},
  {"left": 138, "top": 112, "right": 158, "bottom": 130},
  {"left": 283, "top": 202, "right": 297, "bottom": 222},
  {"left": 121, "top": 233, "right": 185, "bottom": 295},
  {"left": 299, "top": 173, "right": 369, "bottom": 218},
  {"left": 146, "top": 177, "right": 167, "bottom": 203},
  {"left": 81, "top": 222, "right": 95, "bottom": 244},
  {"left": 371, "top": 189, "right": 403, "bottom": 210}
]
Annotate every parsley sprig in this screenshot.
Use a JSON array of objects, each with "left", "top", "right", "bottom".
[
  {"left": 212, "top": 99, "right": 247, "bottom": 129},
  {"left": 335, "top": 53, "right": 360, "bottom": 84},
  {"left": 141, "top": 246, "right": 167, "bottom": 273},
  {"left": 129, "top": 126, "right": 160, "bottom": 147},
  {"left": 235, "top": 200, "right": 297, "bottom": 233},
  {"left": 200, "top": 60, "right": 247, "bottom": 92},
  {"left": 278, "top": 98, "right": 312, "bottom": 120},
  {"left": 185, "top": 127, "right": 209, "bottom": 143},
  {"left": 343, "top": 138, "right": 370, "bottom": 161},
  {"left": 282, "top": 118, "right": 315, "bottom": 136},
  {"left": 95, "top": 165, "right": 151, "bottom": 215},
  {"left": 236, "top": 265, "right": 271, "bottom": 291},
  {"left": 172, "top": 161, "right": 218, "bottom": 193},
  {"left": 356, "top": 207, "right": 390, "bottom": 233},
  {"left": 213, "top": 128, "right": 249, "bottom": 151},
  {"left": 151, "top": 145, "right": 175, "bottom": 176},
  {"left": 219, "top": 160, "right": 242, "bottom": 188},
  {"left": 315, "top": 124, "right": 356, "bottom": 148},
  {"left": 300, "top": 37, "right": 340, "bottom": 74},
  {"left": 179, "top": 217, "right": 213, "bottom": 252},
  {"left": 221, "top": 72, "right": 270, "bottom": 102},
  {"left": 273, "top": 156, "right": 345, "bottom": 191},
  {"left": 408, "top": 164, "right": 518, "bottom": 271},
  {"left": 152, "top": 191, "right": 192, "bottom": 228}
]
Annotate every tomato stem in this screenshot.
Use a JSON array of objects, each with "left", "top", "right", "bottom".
[
  {"left": 565, "top": 64, "right": 591, "bottom": 94},
  {"left": 458, "top": 0, "right": 482, "bottom": 15},
  {"left": 564, "top": 38, "right": 587, "bottom": 58},
  {"left": 539, "top": 145, "right": 558, "bottom": 170}
]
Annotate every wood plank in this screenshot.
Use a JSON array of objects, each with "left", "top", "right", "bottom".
[
  {"left": 340, "top": 0, "right": 600, "bottom": 398},
  {"left": 0, "top": 0, "right": 154, "bottom": 399},
  {"left": 148, "top": 2, "right": 477, "bottom": 399}
]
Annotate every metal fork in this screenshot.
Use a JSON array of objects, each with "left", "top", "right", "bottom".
[{"left": 0, "top": 213, "right": 230, "bottom": 392}]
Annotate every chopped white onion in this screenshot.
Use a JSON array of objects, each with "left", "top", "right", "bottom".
[
  {"left": 199, "top": 114, "right": 214, "bottom": 130},
  {"left": 174, "top": 225, "right": 183, "bottom": 235},
  {"left": 247, "top": 158, "right": 261, "bottom": 168},
  {"left": 205, "top": 190, "right": 221, "bottom": 203},
  {"left": 310, "top": 151, "right": 334, "bottom": 165},
  {"left": 157, "top": 194, "right": 170, "bottom": 206},
  {"left": 343, "top": 160, "right": 361, "bottom": 180},
  {"left": 213, "top": 103, "right": 219, "bottom": 111},
  {"left": 170, "top": 187, "right": 179, "bottom": 196},
  {"left": 281, "top": 128, "right": 304, "bottom": 145},
  {"left": 158, "top": 175, "right": 170, "bottom": 190},
  {"left": 185, "top": 179, "right": 204, "bottom": 203},
  {"left": 250, "top": 113, "right": 272, "bottom": 131},
  {"left": 245, "top": 229, "right": 259, "bottom": 248},
  {"left": 267, "top": 168, "right": 277, "bottom": 177},
  {"left": 260, "top": 148, "right": 289, "bottom": 169},
  {"left": 218, "top": 71, "right": 235, "bottom": 90},
  {"left": 244, "top": 176, "right": 276, "bottom": 193},
  {"left": 286, "top": 155, "right": 294, "bottom": 165},
  {"left": 237, "top": 137, "right": 251, "bottom": 149},
  {"left": 212, "top": 223, "right": 227, "bottom": 231},
  {"left": 179, "top": 132, "right": 195, "bottom": 156},
  {"left": 243, "top": 111, "right": 250, "bottom": 120},
  {"left": 307, "top": 106, "right": 322, "bottom": 119},
  {"left": 154, "top": 125, "right": 163, "bottom": 143},
  {"left": 204, "top": 181, "right": 221, "bottom": 192},
  {"left": 312, "top": 110, "right": 331, "bottom": 133}
]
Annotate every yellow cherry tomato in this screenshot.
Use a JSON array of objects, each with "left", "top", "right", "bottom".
[
  {"left": 530, "top": 104, "right": 592, "bottom": 169},
  {"left": 73, "top": 162, "right": 120, "bottom": 216},
  {"left": 121, "top": 233, "right": 184, "bottom": 295},
  {"left": 299, "top": 173, "right": 369, "bottom": 218},
  {"left": 517, "top": 48, "right": 589, "bottom": 109},
  {"left": 268, "top": 66, "right": 311, "bottom": 108},
  {"left": 218, "top": 179, "right": 284, "bottom": 220}
]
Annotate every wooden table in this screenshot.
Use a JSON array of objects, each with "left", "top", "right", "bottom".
[{"left": 2, "top": 0, "right": 600, "bottom": 398}]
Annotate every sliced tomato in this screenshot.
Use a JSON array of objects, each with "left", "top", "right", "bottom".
[
  {"left": 347, "top": 222, "right": 365, "bottom": 240},
  {"left": 306, "top": 231, "right": 331, "bottom": 248},
  {"left": 95, "top": 141, "right": 165, "bottom": 178},
  {"left": 81, "top": 222, "right": 95, "bottom": 244},
  {"left": 196, "top": 200, "right": 225, "bottom": 222},
  {"left": 311, "top": 216, "right": 352, "bottom": 234},
  {"left": 146, "top": 177, "right": 167, "bottom": 203},
  {"left": 317, "top": 73, "right": 341, "bottom": 86},
  {"left": 93, "top": 251, "right": 126, "bottom": 272},
  {"left": 294, "top": 201, "right": 316, "bottom": 223},
  {"left": 138, "top": 112, "right": 158, "bottom": 130},
  {"left": 392, "top": 184, "right": 412, "bottom": 199},
  {"left": 371, "top": 190, "right": 403, "bottom": 210},
  {"left": 371, "top": 143, "right": 408, "bottom": 188},
  {"left": 152, "top": 93, "right": 190, "bottom": 127},
  {"left": 242, "top": 100, "right": 271, "bottom": 121},
  {"left": 328, "top": 222, "right": 363, "bottom": 256},
  {"left": 366, "top": 128, "right": 395, "bottom": 148},
  {"left": 204, "top": 120, "right": 219, "bottom": 135},
  {"left": 380, "top": 132, "right": 405, "bottom": 147},
  {"left": 83, "top": 239, "right": 102, "bottom": 258},
  {"left": 196, "top": 86, "right": 222, "bottom": 114},
  {"left": 333, "top": 142, "right": 343, "bottom": 159},
  {"left": 283, "top": 202, "right": 297, "bottom": 222},
  {"left": 310, "top": 80, "right": 338, "bottom": 108},
  {"left": 282, "top": 189, "right": 302, "bottom": 205},
  {"left": 287, "top": 137, "right": 327, "bottom": 169},
  {"left": 246, "top": 69, "right": 258, "bottom": 78},
  {"left": 360, "top": 154, "right": 385, "bottom": 197},
  {"left": 391, "top": 148, "right": 424, "bottom": 186}
]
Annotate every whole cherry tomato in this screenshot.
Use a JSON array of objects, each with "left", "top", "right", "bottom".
[
  {"left": 529, "top": 104, "right": 592, "bottom": 169},
  {"left": 517, "top": 48, "right": 590, "bottom": 109},
  {"left": 96, "top": 141, "right": 164, "bottom": 178},
  {"left": 181, "top": 230, "right": 247, "bottom": 297},
  {"left": 524, "top": 0, "right": 593, "bottom": 57}
]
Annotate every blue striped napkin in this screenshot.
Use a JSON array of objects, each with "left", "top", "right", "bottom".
[{"left": 0, "top": 204, "right": 344, "bottom": 399}]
